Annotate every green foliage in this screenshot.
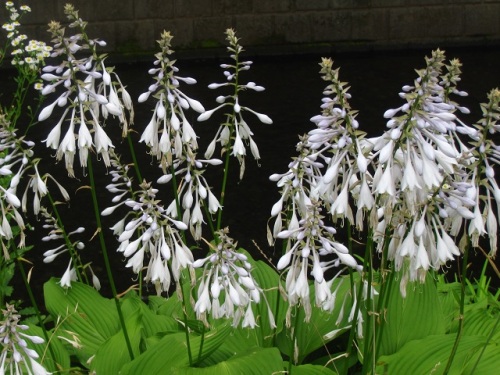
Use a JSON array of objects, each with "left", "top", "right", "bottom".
[
  {"left": 23, "top": 323, "right": 71, "bottom": 374},
  {"left": 374, "top": 272, "right": 448, "bottom": 357},
  {"left": 44, "top": 278, "right": 121, "bottom": 365},
  {"left": 377, "top": 334, "right": 500, "bottom": 374}
]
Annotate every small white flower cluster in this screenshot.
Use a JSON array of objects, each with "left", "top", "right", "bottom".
[
  {"left": 39, "top": 207, "right": 99, "bottom": 289},
  {"left": 1, "top": 2, "right": 51, "bottom": 70},
  {"left": 37, "top": 6, "right": 132, "bottom": 177},
  {"left": 103, "top": 172, "right": 194, "bottom": 296},
  {"left": 198, "top": 28, "right": 272, "bottom": 179},
  {"left": 0, "top": 114, "right": 69, "bottom": 250},
  {"left": 193, "top": 228, "right": 275, "bottom": 329},
  {"left": 138, "top": 31, "right": 222, "bottom": 240},
  {"left": 0, "top": 304, "right": 50, "bottom": 375}
]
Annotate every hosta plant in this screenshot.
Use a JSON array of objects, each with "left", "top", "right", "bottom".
[{"left": 0, "top": 2, "right": 499, "bottom": 374}]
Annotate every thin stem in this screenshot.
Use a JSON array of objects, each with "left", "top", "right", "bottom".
[
  {"left": 443, "top": 241, "right": 469, "bottom": 375},
  {"left": 287, "top": 306, "right": 301, "bottom": 374},
  {"left": 216, "top": 129, "right": 233, "bottom": 231},
  {"left": 87, "top": 157, "right": 134, "bottom": 361},
  {"left": 361, "top": 232, "right": 375, "bottom": 375},
  {"left": 127, "top": 133, "right": 143, "bottom": 183},
  {"left": 342, "top": 240, "right": 371, "bottom": 375},
  {"left": 46, "top": 193, "right": 87, "bottom": 284},
  {"left": 168, "top": 166, "right": 194, "bottom": 365},
  {"left": 178, "top": 275, "right": 193, "bottom": 366}
]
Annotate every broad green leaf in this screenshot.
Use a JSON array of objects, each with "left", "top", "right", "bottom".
[
  {"left": 176, "top": 347, "right": 284, "bottom": 375},
  {"left": 121, "top": 324, "right": 231, "bottom": 374},
  {"left": 90, "top": 307, "right": 142, "bottom": 374},
  {"left": 437, "top": 280, "right": 461, "bottom": 331},
  {"left": 376, "top": 272, "right": 446, "bottom": 357},
  {"left": 120, "top": 292, "right": 179, "bottom": 337},
  {"left": 287, "top": 362, "right": 338, "bottom": 375},
  {"left": 24, "top": 324, "right": 71, "bottom": 374},
  {"left": 377, "top": 334, "right": 500, "bottom": 374},
  {"left": 462, "top": 305, "right": 500, "bottom": 340},
  {"left": 277, "top": 274, "right": 355, "bottom": 364},
  {"left": 44, "top": 278, "right": 120, "bottom": 365}
]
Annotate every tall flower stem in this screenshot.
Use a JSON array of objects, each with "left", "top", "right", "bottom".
[
  {"left": 46, "top": 193, "right": 87, "bottom": 284},
  {"left": 361, "top": 231, "right": 376, "bottom": 375},
  {"left": 216, "top": 123, "right": 235, "bottom": 231},
  {"left": 179, "top": 275, "right": 193, "bottom": 366},
  {"left": 87, "top": 157, "right": 134, "bottom": 361},
  {"left": 443, "top": 240, "right": 469, "bottom": 375},
  {"left": 127, "top": 133, "right": 143, "bottom": 183},
  {"left": 168, "top": 165, "right": 194, "bottom": 365},
  {"left": 342, "top": 240, "right": 372, "bottom": 375}
]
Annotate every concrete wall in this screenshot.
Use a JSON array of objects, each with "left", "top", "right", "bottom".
[{"left": 2, "top": 0, "right": 499, "bottom": 57}]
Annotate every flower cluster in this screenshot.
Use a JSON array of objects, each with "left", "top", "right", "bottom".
[
  {"left": 198, "top": 28, "right": 272, "bottom": 179},
  {"left": 39, "top": 207, "right": 100, "bottom": 289},
  {"left": 466, "top": 88, "right": 500, "bottom": 254},
  {"left": 1, "top": 2, "right": 51, "bottom": 71},
  {"left": 138, "top": 31, "right": 221, "bottom": 240},
  {"left": 103, "top": 172, "right": 194, "bottom": 296},
  {"left": 37, "top": 4, "right": 132, "bottom": 177},
  {"left": 270, "top": 58, "right": 362, "bottom": 321},
  {"left": 193, "top": 228, "right": 274, "bottom": 328},
  {"left": 0, "top": 111, "right": 70, "bottom": 253},
  {"left": 0, "top": 304, "right": 49, "bottom": 375},
  {"left": 368, "top": 50, "right": 480, "bottom": 285}
]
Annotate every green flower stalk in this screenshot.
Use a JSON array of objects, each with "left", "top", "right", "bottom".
[
  {"left": 138, "top": 30, "right": 221, "bottom": 242},
  {"left": 198, "top": 28, "right": 272, "bottom": 230},
  {"left": 270, "top": 58, "right": 363, "bottom": 322}
]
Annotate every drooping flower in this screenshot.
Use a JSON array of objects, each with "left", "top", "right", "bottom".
[
  {"left": 192, "top": 228, "right": 274, "bottom": 329},
  {"left": 37, "top": 9, "right": 131, "bottom": 176},
  {"left": 197, "top": 28, "right": 272, "bottom": 179},
  {"left": 0, "top": 304, "right": 50, "bottom": 375}
]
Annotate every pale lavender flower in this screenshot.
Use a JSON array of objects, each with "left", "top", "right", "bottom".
[
  {"left": 197, "top": 28, "right": 272, "bottom": 179},
  {"left": 0, "top": 114, "right": 69, "bottom": 249},
  {"left": 37, "top": 9, "right": 131, "bottom": 177},
  {"left": 368, "top": 50, "right": 480, "bottom": 288},
  {"left": 275, "top": 201, "right": 359, "bottom": 322},
  {"left": 138, "top": 30, "right": 222, "bottom": 239},
  {"left": 0, "top": 304, "right": 50, "bottom": 375},
  {"left": 104, "top": 177, "right": 194, "bottom": 295},
  {"left": 270, "top": 58, "right": 366, "bottom": 320},
  {"left": 192, "top": 228, "right": 274, "bottom": 328},
  {"left": 464, "top": 88, "right": 500, "bottom": 255}
]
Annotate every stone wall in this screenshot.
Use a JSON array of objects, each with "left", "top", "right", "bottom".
[{"left": 2, "top": 0, "right": 499, "bottom": 57}]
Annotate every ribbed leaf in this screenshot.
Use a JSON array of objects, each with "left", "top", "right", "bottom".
[
  {"left": 377, "top": 334, "right": 500, "bottom": 374},
  {"left": 24, "top": 324, "right": 71, "bottom": 374},
  {"left": 43, "top": 278, "right": 120, "bottom": 365},
  {"left": 377, "top": 273, "right": 446, "bottom": 357},
  {"left": 287, "top": 363, "right": 338, "bottom": 374},
  {"left": 277, "top": 275, "right": 354, "bottom": 364},
  {"left": 90, "top": 307, "right": 142, "bottom": 374},
  {"left": 462, "top": 306, "right": 500, "bottom": 340},
  {"left": 121, "top": 292, "right": 179, "bottom": 337},
  {"left": 176, "top": 347, "right": 284, "bottom": 375},
  {"left": 121, "top": 324, "right": 231, "bottom": 374}
]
